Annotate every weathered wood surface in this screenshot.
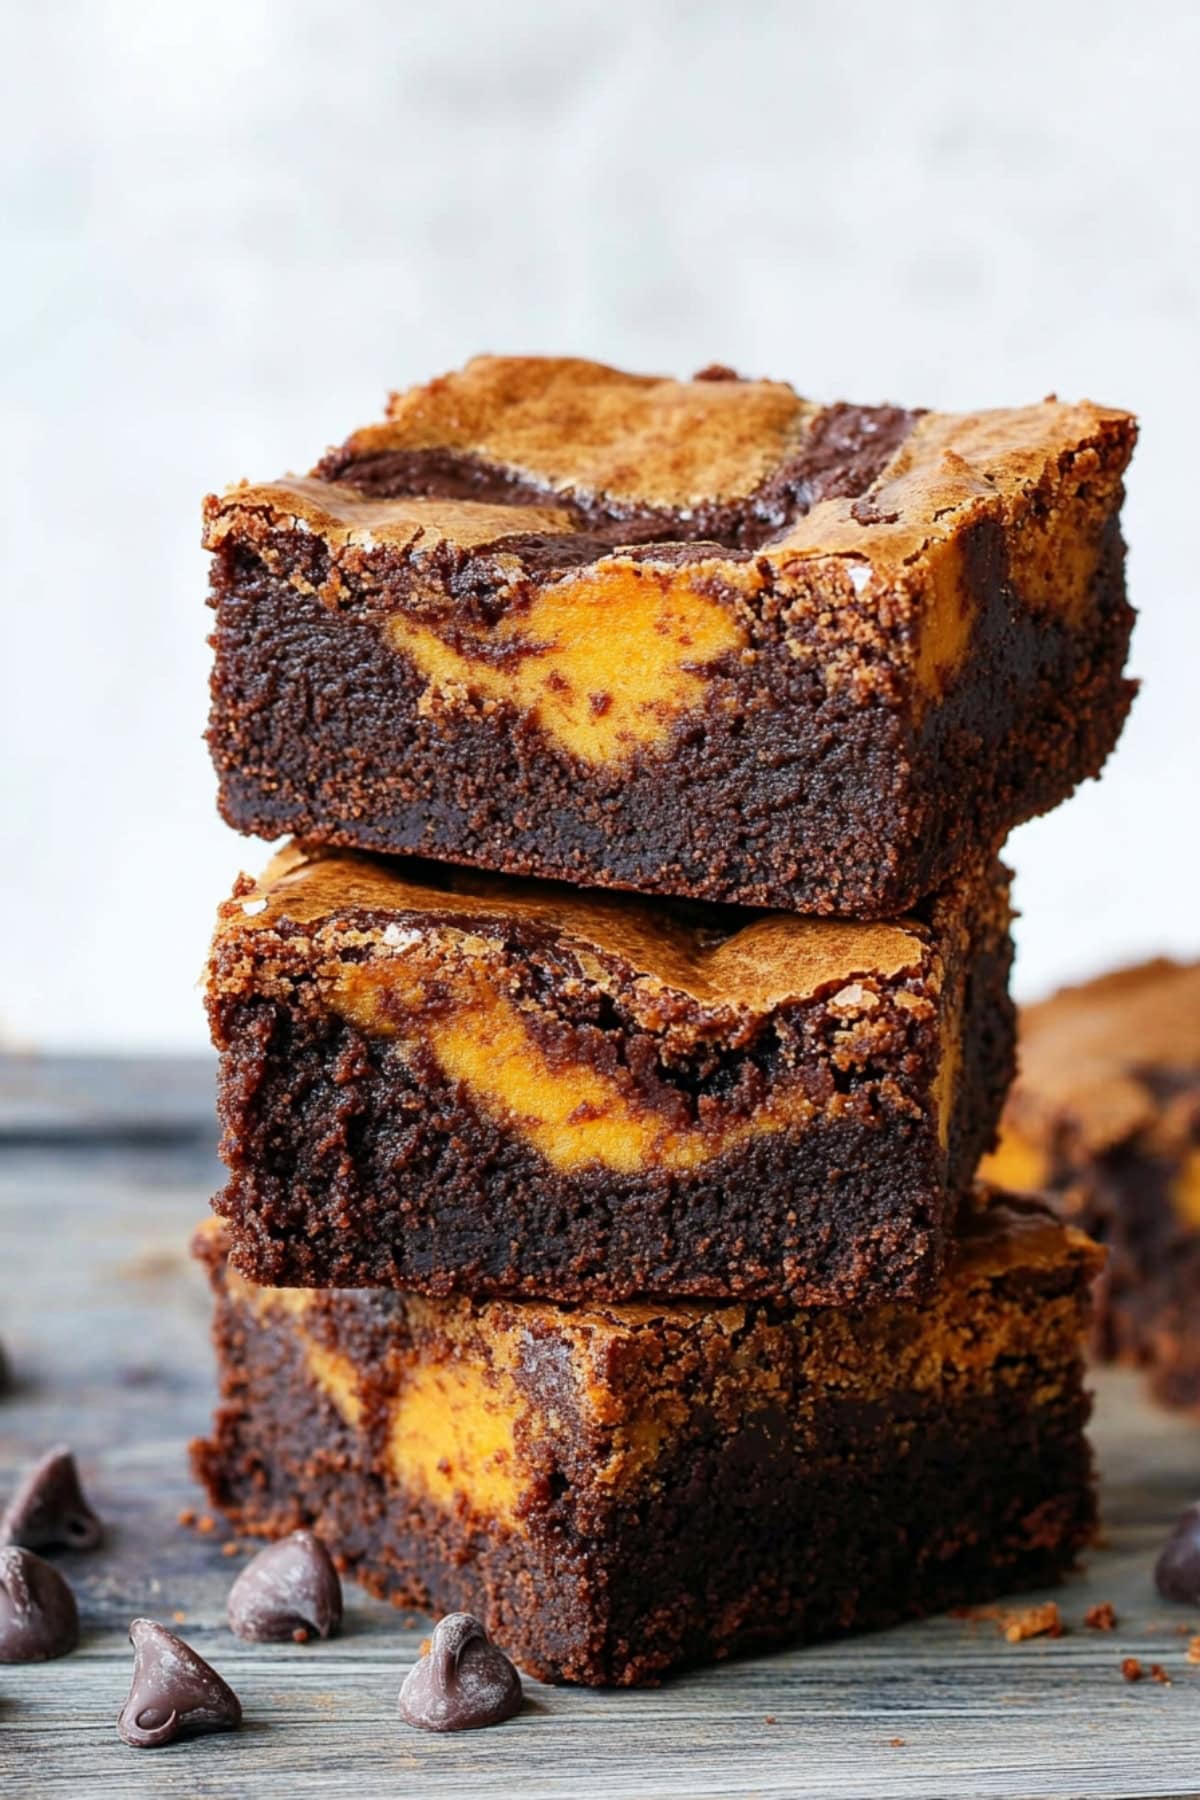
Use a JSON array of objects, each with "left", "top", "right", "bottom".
[{"left": 3, "top": 1053, "right": 1200, "bottom": 1800}]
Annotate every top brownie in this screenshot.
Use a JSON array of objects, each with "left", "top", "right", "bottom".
[{"left": 206, "top": 357, "right": 1137, "bottom": 915}]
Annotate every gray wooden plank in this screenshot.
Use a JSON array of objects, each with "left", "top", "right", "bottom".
[
  {"left": 3, "top": 1061, "right": 1200, "bottom": 1798},
  {"left": 0, "top": 1052, "right": 216, "bottom": 1140}
]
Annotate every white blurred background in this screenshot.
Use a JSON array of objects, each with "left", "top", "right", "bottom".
[{"left": 2, "top": 0, "right": 1197, "bottom": 1051}]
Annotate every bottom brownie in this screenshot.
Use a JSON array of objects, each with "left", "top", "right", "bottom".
[{"left": 191, "top": 1186, "right": 1099, "bottom": 1686}]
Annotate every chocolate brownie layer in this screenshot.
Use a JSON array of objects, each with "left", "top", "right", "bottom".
[
  {"left": 207, "top": 846, "right": 1014, "bottom": 1304},
  {"left": 191, "top": 1189, "right": 1100, "bottom": 1686},
  {"left": 984, "top": 959, "right": 1200, "bottom": 1411},
  {"left": 206, "top": 356, "right": 1137, "bottom": 915}
]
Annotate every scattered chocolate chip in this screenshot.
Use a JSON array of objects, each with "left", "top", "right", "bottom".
[
  {"left": 399, "top": 1613, "right": 523, "bottom": 1732},
  {"left": 0, "top": 1547, "right": 79, "bottom": 1661},
  {"left": 0, "top": 1445, "right": 103, "bottom": 1550},
  {"left": 227, "top": 1530, "right": 343, "bottom": 1644},
  {"left": 118, "top": 1619, "right": 242, "bottom": 1749},
  {"left": 1155, "top": 1503, "right": 1200, "bottom": 1603}
]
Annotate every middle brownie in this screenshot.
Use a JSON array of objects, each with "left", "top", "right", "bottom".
[{"left": 208, "top": 845, "right": 1014, "bottom": 1305}]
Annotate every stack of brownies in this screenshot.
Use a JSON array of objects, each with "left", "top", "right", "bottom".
[{"left": 191, "top": 357, "right": 1137, "bottom": 1685}]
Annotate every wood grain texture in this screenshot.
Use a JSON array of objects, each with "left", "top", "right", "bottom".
[{"left": 2, "top": 1054, "right": 1200, "bottom": 1799}]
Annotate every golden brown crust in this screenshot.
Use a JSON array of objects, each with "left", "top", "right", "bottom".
[
  {"left": 376, "top": 355, "right": 815, "bottom": 509},
  {"left": 204, "top": 357, "right": 1134, "bottom": 592},
  {"left": 773, "top": 402, "right": 1132, "bottom": 588},
  {"left": 203, "top": 478, "right": 576, "bottom": 556},
  {"left": 216, "top": 840, "right": 948, "bottom": 1018}
]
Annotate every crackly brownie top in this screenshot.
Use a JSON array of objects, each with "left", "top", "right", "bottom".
[
  {"left": 1004, "top": 959, "right": 1200, "bottom": 1155},
  {"left": 215, "top": 842, "right": 971, "bottom": 1017},
  {"left": 204, "top": 354, "right": 1134, "bottom": 579}
]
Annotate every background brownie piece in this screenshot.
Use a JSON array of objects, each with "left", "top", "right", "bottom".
[
  {"left": 207, "top": 845, "right": 1014, "bottom": 1305},
  {"left": 984, "top": 959, "right": 1200, "bottom": 1412},
  {"left": 205, "top": 356, "right": 1136, "bottom": 916},
  {"left": 191, "top": 1188, "right": 1100, "bottom": 1687}
]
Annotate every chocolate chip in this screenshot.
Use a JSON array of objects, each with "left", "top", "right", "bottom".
[
  {"left": 399, "top": 1612, "right": 523, "bottom": 1732},
  {"left": 0, "top": 1546, "right": 80, "bottom": 1662},
  {"left": 1155, "top": 1503, "right": 1200, "bottom": 1603},
  {"left": 118, "top": 1619, "right": 242, "bottom": 1749},
  {"left": 0, "top": 1444, "right": 103, "bottom": 1551},
  {"left": 227, "top": 1530, "right": 342, "bottom": 1643}
]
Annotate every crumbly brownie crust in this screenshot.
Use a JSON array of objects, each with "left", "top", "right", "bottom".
[
  {"left": 984, "top": 959, "right": 1200, "bottom": 1411},
  {"left": 207, "top": 846, "right": 1014, "bottom": 1304},
  {"left": 191, "top": 1191, "right": 1099, "bottom": 1686},
  {"left": 205, "top": 356, "right": 1137, "bottom": 916}
]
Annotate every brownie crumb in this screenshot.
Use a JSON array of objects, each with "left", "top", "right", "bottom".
[
  {"left": 1085, "top": 1602, "right": 1117, "bottom": 1631},
  {"left": 221, "top": 1541, "right": 240, "bottom": 1558},
  {"left": 890, "top": 1736, "right": 907, "bottom": 1747},
  {"left": 764, "top": 1714, "right": 776, "bottom": 1725},
  {"left": 1122, "top": 1657, "right": 1143, "bottom": 1682},
  {"left": 1186, "top": 1635, "right": 1200, "bottom": 1663},
  {"left": 196, "top": 1515, "right": 215, "bottom": 1535},
  {"left": 952, "top": 1600, "right": 1066, "bottom": 1641},
  {"left": 1150, "top": 1662, "right": 1172, "bottom": 1685},
  {"left": 176, "top": 1508, "right": 196, "bottom": 1529},
  {"left": 1001, "top": 1602, "right": 1064, "bottom": 1643}
]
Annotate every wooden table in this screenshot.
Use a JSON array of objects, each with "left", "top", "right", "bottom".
[{"left": 2, "top": 1054, "right": 1200, "bottom": 1800}]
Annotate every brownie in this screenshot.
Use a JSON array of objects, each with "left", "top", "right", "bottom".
[
  {"left": 205, "top": 356, "right": 1137, "bottom": 916},
  {"left": 206, "top": 844, "right": 1014, "bottom": 1305},
  {"left": 191, "top": 1187, "right": 1100, "bottom": 1687},
  {"left": 984, "top": 959, "right": 1200, "bottom": 1411}
]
